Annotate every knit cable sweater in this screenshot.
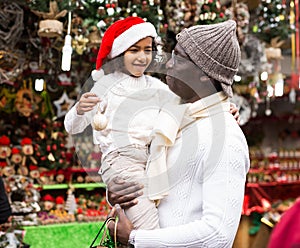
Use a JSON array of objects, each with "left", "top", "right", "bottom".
[{"left": 133, "top": 108, "right": 250, "bottom": 247}]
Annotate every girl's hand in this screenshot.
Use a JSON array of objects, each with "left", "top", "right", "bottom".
[
  {"left": 230, "top": 103, "right": 240, "bottom": 125},
  {"left": 76, "top": 92, "right": 101, "bottom": 115}
]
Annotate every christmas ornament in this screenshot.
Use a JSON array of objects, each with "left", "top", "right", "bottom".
[
  {"left": 58, "top": 73, "right": 73, "bottom": 86},
  {"left": 55, "top": 169, "right": 65, "bottom": 183},
  {"left": 29, "top": 165, "right": 41, "bottom": 184},
  {"left": 2, "top": 165, "right": 15, "bottom": 177},
  {"left": 87, "top": 26, "right": 102, "bottom": 48},
  {"left": 65, "top": 187, "right": 77, "bottom": 215},
  {"left": 93, "top": 110, "right": 108, "bottom": 131},
  {"left": 265, "top": 37, "right": 285, "bottom": 61},
  {"left": 0, "top": 88, "right": 16, "bottom": 114},
  {"left": 40, "top": 89, "right": 55, "bottom": 118},
  {"left": 21, "top": 137, "right": 37, "bottom": 167},
  {"left": 53, "top": 91, "right": 75, "bottom": 118},
  {"left": 11, "top": 147, "right": 22, "bottom": 166},
  {"left": 31, "top": 1, "right": 67, "bottom": 38},
  {"left": 42, "top": 194, "right": 55, "bottom": 212},
  {"left": 11, "top": 147, "right": 28, "bottom": 176},
  {"left": 72, "top": 35, "right": 89, "bottom": 55},
  {"left": 15, "top": 80, "right": 41, "bottom": 117},
  {"left": 61, "top": 1, "right": 73, "bottom": 71},
  {"left": 92, "top": 99, "right": 108, "bottom": 131}
]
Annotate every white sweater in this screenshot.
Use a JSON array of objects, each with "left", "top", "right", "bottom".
[
  {"left": 133, "top": 106, "right": 250, "bottom": 247},
  {"left": 64, "top": 71, "right": 179, "bottom": 159}
]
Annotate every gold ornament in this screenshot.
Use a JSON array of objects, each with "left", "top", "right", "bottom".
[
  {"left": 93, "top": 110, "right": 108, "bottom": 131},
  {"left": 72, "top": 35, "right": 89, "bottom": 55}
]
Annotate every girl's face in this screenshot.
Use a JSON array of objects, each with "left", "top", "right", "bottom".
[{"left": 123, "top": 37, "right": 153, "bottom": 77}]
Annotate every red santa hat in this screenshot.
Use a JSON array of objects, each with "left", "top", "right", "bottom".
[
  {"left": 56, "top": 196, "right": 65, "bottom": 205},
  {"left": 96, "top": 16, "right": 157, "bottom": 69},
  {"left": 43, "top": 194, "right": 55, "bottom": 202},
  {"left": 0, "top": 135, "right": 10, "bottom": 146},
  {"left": 21, "top": 137, "right": 33, "bottom": 146},
  {"left": 11, "top": 147, "right": 21, "bottom": 155}
]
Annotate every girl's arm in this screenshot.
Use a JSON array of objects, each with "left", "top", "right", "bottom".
[{"left": 64, "top": 92, "right": 100, "bottom": 134}]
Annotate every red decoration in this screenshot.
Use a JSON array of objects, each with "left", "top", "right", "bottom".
[{"left": 0, "top": 135, "right": 11, "bottom": 146}]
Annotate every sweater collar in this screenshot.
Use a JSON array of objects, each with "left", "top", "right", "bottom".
[{"left": 113, "top": 71, "right": 148, "bottom": 89}]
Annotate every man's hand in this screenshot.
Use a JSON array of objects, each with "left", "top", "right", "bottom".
[
  {"left": 230, "top": 103, "right": 240, "bottom": 124},
  {"left": 107, "top": 177, "right": 144, "bottom": 209},
  {"left": 107, "top": 204, "right": 134, "bottom": 245}
]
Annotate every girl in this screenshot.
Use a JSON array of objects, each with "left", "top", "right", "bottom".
[{"left": 64, "top": 16, "right": 179, "bottom": 230}]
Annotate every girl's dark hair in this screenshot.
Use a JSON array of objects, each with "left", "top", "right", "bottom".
[{"left": 101, "top": 38, "right": 158, "bottom": 75}]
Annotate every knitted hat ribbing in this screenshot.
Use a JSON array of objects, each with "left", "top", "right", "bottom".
[
  {"left": 176, "top": 20, "right": 241, "bottom": 97},
  {"left": 96, "top": 16, "right": 157, "bottom": 69}
]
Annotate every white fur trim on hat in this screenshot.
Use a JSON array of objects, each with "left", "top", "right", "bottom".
[
  {"left": 109, "top": 22, "right": 157, "bottom": 59},
  {"left": 91, "top": 69, "right": 105, "bottom": 81}
]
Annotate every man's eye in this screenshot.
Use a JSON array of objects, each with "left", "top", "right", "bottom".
[{"left": 128, "top": 49, "right": 139, "bottom": 53}]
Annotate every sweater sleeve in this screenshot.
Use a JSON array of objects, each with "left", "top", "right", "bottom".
[
  {"left": 133, "top": 132, "right": 249, "bottom": 247},
  {"left": 64, "top": 102, "right": 94, "bottom": 134},
  {"left": 64, "top": 71, "right": 109, "bottom": 135}
]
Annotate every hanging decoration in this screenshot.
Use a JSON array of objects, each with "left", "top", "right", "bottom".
[
  {"left": 15, "top": 80, "right": 41, "bottom": 117},
  {"left": 31, "top": 1, "right": 67, "bottom": 38},
  {"left": 0, "top": 49, "right": 26, "bottom": 82},
  {"left": 61, "top": 0, "right": 73, "bottom": 71},
  {"left": 53, "top": 91, "right": 75, "bottom": 118},
  {"left": 72, "top": 35, "right": 89, "bottom": 55},
  {"left": 87, "top": 26, "right": 102, "bottom": 48},
  {"left": 0, "top": 87, "right": 16, "bottom": 114},
  {"left": 40, "top": 87, "right": 55, "bottom": 118},
  {"left": 0, "top": 2, "right": 24, "bottom": 49}
]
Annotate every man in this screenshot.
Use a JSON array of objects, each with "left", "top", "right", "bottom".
[{"left": 107, "top": 20, "right": 250, "bottom": 247}]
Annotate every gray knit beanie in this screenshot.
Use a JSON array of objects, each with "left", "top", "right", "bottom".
[{"left": 176, "top": 20, "right": 241, "bottom": 97}]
